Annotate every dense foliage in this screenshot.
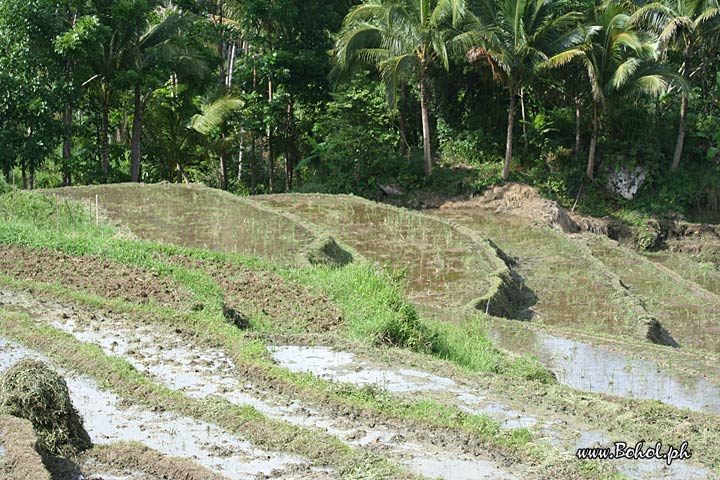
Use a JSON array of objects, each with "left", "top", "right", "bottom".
[{"left": 0, "top": 0, "right": 718, "bottom": 215}]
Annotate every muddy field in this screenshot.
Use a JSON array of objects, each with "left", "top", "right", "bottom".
[{"left": 1, "top": 183, "right": 720, "bottom": 480}]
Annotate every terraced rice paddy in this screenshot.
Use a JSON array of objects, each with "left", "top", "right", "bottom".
[{"left": 1, "top": 183, "right": 719, "bottom": 480}]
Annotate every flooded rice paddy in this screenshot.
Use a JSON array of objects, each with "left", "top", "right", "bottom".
[
  {"left": 269, "top": 345, "right": 713, "bottom": 480},
  {"left": 255, "top": 194, "right": 498, "bottom": 313},
  {"left": 52, "top": 183, "right": 313, "bottom": 263},
  {"left": 490, "top": 322, "right": 720, "bottom": 413},
  {"left": 0, "top": 288, "right": 520, "bottom": 480}
]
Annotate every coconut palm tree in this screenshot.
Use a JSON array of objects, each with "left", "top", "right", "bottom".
[
  {"left": 630, "top": 0, "right": 720, "bottom": 170},
  {"left": 335, "top": 0, "right": 475, "bottom": 177},
  {"left": 122, "top": 12, "right": 184, "bottom": 182},
  {"left": 549, "top": 2, "right": 686, "bottom": 179},
  {"left": 468, "top": 0, "right": 584, "bottom": 181}
]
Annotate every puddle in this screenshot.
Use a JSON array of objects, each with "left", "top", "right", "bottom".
[
  {"left": 269, "top": 345, "right": 714, "bottom": 480},
  {"left": 0, "top": 337, "right": 307, "bottom": 480},
  {"left": 489, "top": 323, "right": 720, "bottom": 414},
  {"left": 410, "top": 456, "right": 516, "bottom": 480},
  {"left": 255, "top": 194, "right": 497, "bottom": 313},
  {"left": 269, "top": 346, "right": 536, "bottom": 430},
  {"left": 51, "top": 183, "right": 313, "bottom": 263},
  {"left": 0, "top": 289, "right": 520, "bottom": 480}
]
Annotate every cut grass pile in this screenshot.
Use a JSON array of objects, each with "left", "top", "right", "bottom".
[{"left": 0, "top": 359, "right": 91, "bottom": 456}]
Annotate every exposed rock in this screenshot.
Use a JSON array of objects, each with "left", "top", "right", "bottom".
[{"left": 607, "top": 166, "right": 647, "bottom": 200}]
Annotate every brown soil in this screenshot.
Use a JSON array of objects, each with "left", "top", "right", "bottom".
[
  {"left": 441, "top": 183, "right": 580, "bottom": 233},
  {"left": 172, "top": 255, "right": 344, "bottom": 332},
  {"left": 0, "top": 415, "right": 51, "bottom": 480},
  {"left": 81, "top": 442, "right": 224, "bottom": 480},
  {"left": 0, "top": 245, "right": 190, "bottom": 309}
]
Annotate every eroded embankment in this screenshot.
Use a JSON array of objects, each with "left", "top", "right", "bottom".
[
  {"left": 577, "top": 233, "right": 720, "bottom": 353},
  {"left": 0, "top": 287, "right": 525, "bottom": 480},
  {"left": 430, "top": 207, "right": 720, "bottom": 414}
]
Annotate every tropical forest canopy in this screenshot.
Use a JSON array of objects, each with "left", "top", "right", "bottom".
[{"left": 0, "top": 0, "right": 719, "bottom": 217}]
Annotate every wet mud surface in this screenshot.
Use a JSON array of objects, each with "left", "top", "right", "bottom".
[
  {"left": 268, "top": 345, "right": 714, "bottom": 480},
  {"left": 0, "top": 288, "right": 523, "bottom": 480},
  {"left": 489, "top": 322, "right": 720, "bottom": 413},
  {"left": 0, "top": 335, "right": 313, "bottom": 480}
]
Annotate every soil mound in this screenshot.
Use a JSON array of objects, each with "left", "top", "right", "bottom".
[
  {"left": 306, "top": 236, "right": 354, "bottom": 268},
  {"left": 0, "top": 360, "right": 91, "bottom": 456},
  {"left": 0, "top": 415, "right": 51, "bottom": 480},
  {"left": 0, "top": 245, "right": 189, "bottom": 309},
  {"left": 442, "top": 183, "right": 580, "bottom": 233}
]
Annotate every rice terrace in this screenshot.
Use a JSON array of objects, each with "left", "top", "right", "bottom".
[
  {"left": 0, "top": 181, "right": 717, "bottom": 480},
  {"left": 2, "top": 0, "right": 720, "bottom": 478}
]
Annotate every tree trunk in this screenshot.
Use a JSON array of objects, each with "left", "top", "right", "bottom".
[
  {"left": 503, "top": 90, "right": 516, "bottom": 182},
  {"left": 520, "top": 88, "right": 528, "bottom": 150},
  {"left": 29, "top": 164, "right": 35, "bottom": 190},
  {"left": 101, "top": 92, "right": 110, "bottom": 182},
  {"left": 587, "top": 104, "right": 599, "bottom": 180},
  {"left": 671, "top": 46, "right": 692, "bottom": 171},
  {"left": 399, "top": 84, "right": 409, "bottom": 156},
  {"left": 130, "top": 83, "right": 144, "bottom": 182},
  {"left": 62, "top": 104, "right": 73, "bottom": 186},
  {"left": 219, "top": 133, "right": 228, "bottom": 190},
  {"left": 250, "top": 136, "right": 256, "bottom": 194},
  {"left": 419, "top": 73, "right": 433, "bottom": 177},
  {"left": 284, "top": 99, "right": 294, "bottom": 192},
  {"left": 237, "top": 134, "right": 244, "bottom": 184},
  {"left": 21, "top": 158, "right": 27, "bottom": 190},
  {"left": 267, "top": 76, "right": 274, "bottom": 192},
  {"left": 268, "top": 135, "right": 275, "bottom": 193},
  {"left": 574, "top": 97, "right": 582, "bottom": 155}
]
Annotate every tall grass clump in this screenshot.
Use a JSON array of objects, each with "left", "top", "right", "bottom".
[{"left": 291, "top": 264, "right": 436, "bottom": 352}]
